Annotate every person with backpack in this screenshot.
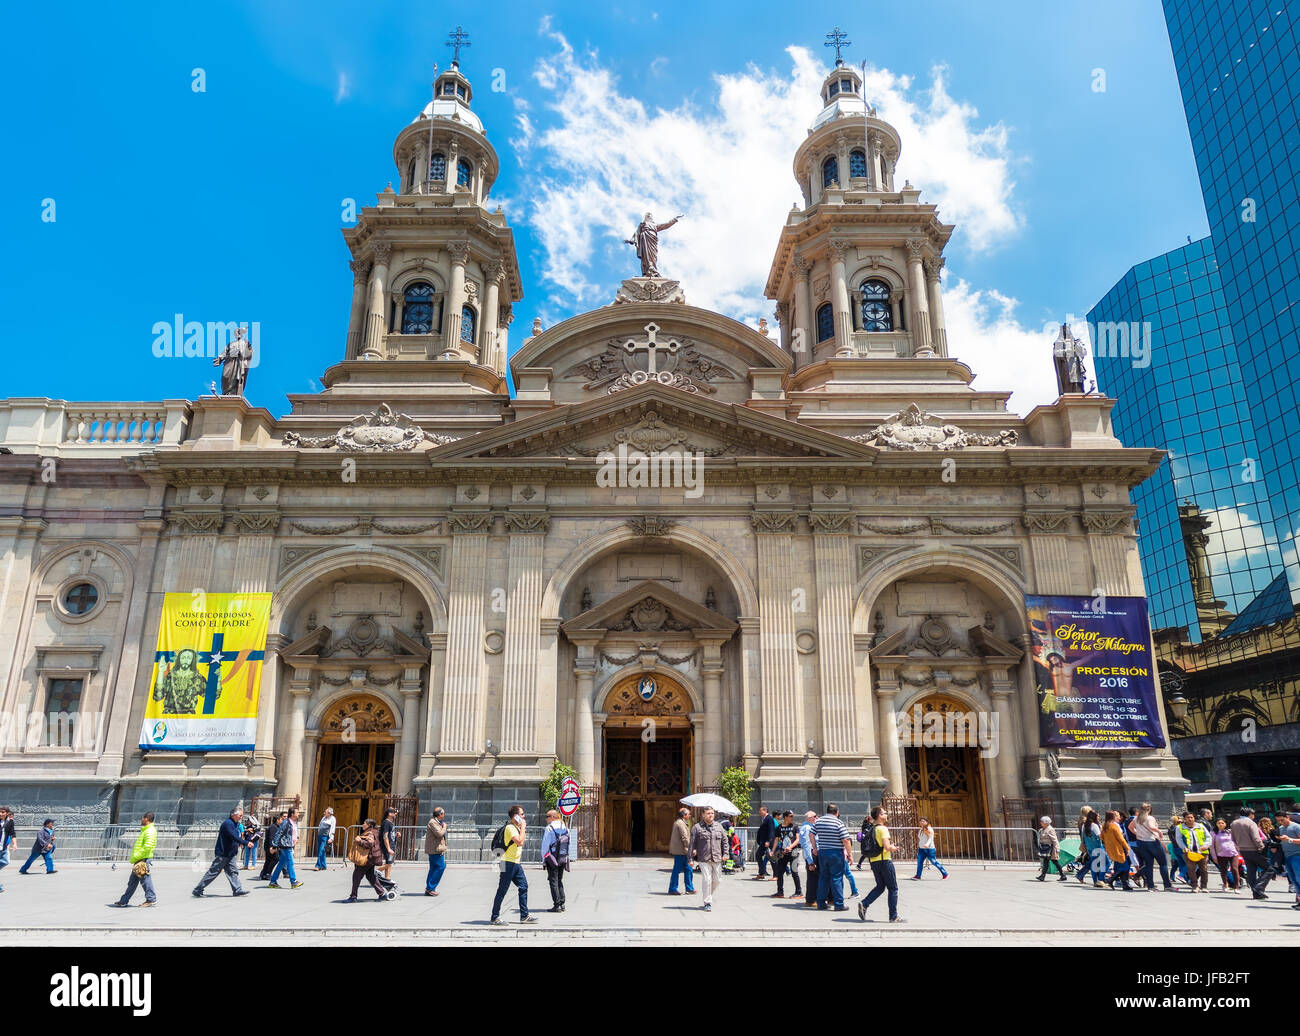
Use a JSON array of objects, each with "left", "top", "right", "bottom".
[
  {"left": 857, "top": 805, "right": 905, "bottom": 923},
  {"left": 111, "top": 812, "right": 158, "bottom": 908},
  {"left": 490, "top": 805, "right": 538, "bottom": 926},
  {"left": 540, "top": 808, "right": 572, "bottom": 912},
  {"left": 346, "top": 818, "right": 387, "bottom": 902},
  {"left": 424, "top": 806, "right": 448, "bottom": 896}
]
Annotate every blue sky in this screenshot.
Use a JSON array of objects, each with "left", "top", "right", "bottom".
[{"left": 0, "top": 0, "right": 1207, "bottom": 415}]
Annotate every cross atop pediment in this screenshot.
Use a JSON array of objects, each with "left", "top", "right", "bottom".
[{"left": 623, "top": 322, "right": 680, "bottom": 378}]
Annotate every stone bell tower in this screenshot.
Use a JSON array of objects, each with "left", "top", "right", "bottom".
[
  {"left": 340, "top": 28, "right": 523, "bottom": 377},
  {"left": 765, "top": 34, "right": 954, "bottom": 371}
]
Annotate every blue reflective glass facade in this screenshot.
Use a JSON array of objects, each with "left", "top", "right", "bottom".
[
  {"left": 1162, "top": 0, "right": 1300, "bottom": 616},
  {"left": 1089, "top": 238, "right": 1282, "bottom": 641}
]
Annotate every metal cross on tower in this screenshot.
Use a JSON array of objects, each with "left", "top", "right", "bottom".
[
  {"left": 824, "top": 26, "right": 851, "bottom": 65},
  {"left": 446, "top": 25, "right": 471, "bottom": 65}
]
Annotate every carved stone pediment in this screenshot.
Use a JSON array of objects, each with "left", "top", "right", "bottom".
[
  {"left": 850, "top": 403, "right": 1019, "bottom": 451},
  {"left": 561, "top": 579, "right": 738, "bottom": 638},
  {"left": 612, "top": 277, "right": 687, "bottom": 305},
  {"left": 283, "top": 403, "right": 461, "bottom": 452},
  {"left": 563, "top": 324, "right": 739, "bottom": 396},
  {"left": 609, "top": 597, "right": 692, "bottom": 632}
]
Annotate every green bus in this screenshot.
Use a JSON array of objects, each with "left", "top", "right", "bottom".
[{"left": 1186, "top": 785, "right": 1300, "bottom": 819}]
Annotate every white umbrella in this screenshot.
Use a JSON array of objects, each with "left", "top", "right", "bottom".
[{"left": 680, "top": 793, "right": 743, "bottom": 816}]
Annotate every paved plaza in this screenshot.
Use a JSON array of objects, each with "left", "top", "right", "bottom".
[{"left": 2, "top": 859, "right": 1295, "bottom": 946}]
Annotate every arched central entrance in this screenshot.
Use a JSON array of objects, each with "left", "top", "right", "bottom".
[
  {"left": 901, "top": 695, "right": 990, "bottom": 830},
  {"left": 602, "top": 672, "right": 694, "bottom": 854},
  {"left": 311, "top": 694, "right": 398, "bottom": 834}
]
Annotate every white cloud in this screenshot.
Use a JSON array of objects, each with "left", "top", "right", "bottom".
[
  {"left": 514, "top": 28, "right": 1037, "bottom": 401},
  {"left": 334, "top": 71, "right": 350, "bottom": 104}
]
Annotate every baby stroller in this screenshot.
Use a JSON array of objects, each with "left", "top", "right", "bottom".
[{"left": 373, "top": 872, "right": 399, "bottom": 901}]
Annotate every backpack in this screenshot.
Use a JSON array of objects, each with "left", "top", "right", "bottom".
[
  {"left": 864, "top": 823, "right": 882, "bottom": 859},
  {"left": 549, "top": 825, "right": 570, "bottom": 866},
  {"left": 490, "top": 823, "right": 508, "bottom": 856}
]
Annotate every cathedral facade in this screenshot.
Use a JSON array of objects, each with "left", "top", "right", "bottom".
[{"left": 0, "top": 54, "right": 1186, "bottom": 846}]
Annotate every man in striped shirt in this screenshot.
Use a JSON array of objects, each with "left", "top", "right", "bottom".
[{"left": 813, "top": 804, "right": 852, "bottom": 911}]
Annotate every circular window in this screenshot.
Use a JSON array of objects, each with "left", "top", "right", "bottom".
[{"left": 63, "top": 583, "right": 99, "bottom": 615}]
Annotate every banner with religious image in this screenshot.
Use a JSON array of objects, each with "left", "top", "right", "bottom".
[
  {"left": 1026, "top": 595, "right": 1166, "bottom": 750},
  {"left": 139, "top": 592, "right": 272, "bottom": 751}
]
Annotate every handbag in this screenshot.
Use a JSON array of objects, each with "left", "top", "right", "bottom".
[
  {"left": 349, "top": 837, "right": 371, "bottom": 867},
  {"left": 132, "top": 860, "right": 150, "bottom": 877}
]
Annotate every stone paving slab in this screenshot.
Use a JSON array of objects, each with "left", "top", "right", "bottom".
[{"left": 1, "top": 859, "right": 1296, "bottom": 946}]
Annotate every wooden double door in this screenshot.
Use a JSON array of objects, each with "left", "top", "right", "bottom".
[
  {"left": 905, "top": 744, "right": 988, "bottom": 831},
  {"left": 604, "top": 731, "right": 691, "bottom": 854},
  {"left": 313, "top": 740, "right": 395, "bottom": 835}
]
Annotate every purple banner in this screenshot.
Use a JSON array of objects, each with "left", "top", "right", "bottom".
[{"left": 1026, "top": 595, "right": 1166, "bottom": 750}]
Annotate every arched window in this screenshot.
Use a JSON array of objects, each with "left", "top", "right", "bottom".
[
  {"left": 460, "top": 304, "right": 476, "bottom": 344},
  {"left": 849, "top": 149, "right": 868, "bottom": 179},
  {"left": 429, "top": 152, "right": 446, "bottom": 182},
  {"left": 816, "top": 302, "right": 835, "bottom": 342},
  {"left": 457, "top": 159, "right": 473, "bottom": 188},
  {"left": 859, "top": 279, "right": 893, "bottom": 331},
  {"left": 401, "top": 282, "right": 435, "bottom": 334},
  {"left": 828, "top": 79, "right": 840, "bottom": 97},
  {"left": 822, "top": 156, "right": 839, "bottom": 189}
]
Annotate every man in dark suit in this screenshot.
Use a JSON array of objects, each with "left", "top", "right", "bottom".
[{"left": 754, "top": 806, "right": 777, "bottom": 880}]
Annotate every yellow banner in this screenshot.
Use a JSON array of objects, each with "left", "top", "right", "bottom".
[{"left": 139, "top": 592, "right": 272, "bottom": 750}]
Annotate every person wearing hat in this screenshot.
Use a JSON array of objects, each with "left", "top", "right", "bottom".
[
  {"left": 1175, "top": 810, "right": 1212, "bottom": 892},
  {"left": 1277, "top": 811, "right": 1300, "bottom": 910},
  {"left": 1230, "top": 806, "right": 1271, "bottom": 899}
]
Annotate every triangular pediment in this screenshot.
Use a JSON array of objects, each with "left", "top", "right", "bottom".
[
  {"left": 429, "top": 382, "right": 878, "bottom": 460},
  {"left": 561, "top": 580, "right": 738, "bottom": 636}
]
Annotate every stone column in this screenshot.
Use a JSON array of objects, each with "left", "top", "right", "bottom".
[
  {"left": 990, "top": 681, "right": 1023, "bottom": 805},
  {"left": 421, "top": 632, "right": 447, "bottom": 768},
  {"left": 924, "top": 256, "right": 948, "bottom": 357},
  {"left": 438, "top": 510, "right": 491, "bottom": 763},
  {"left": 280, "top": 673, "right": 312, "bottom": 799},
  {"left": 445, "top": 142, "right": 458, "bottom": 193},
  {"left": 751, "top": 511, "right": 804, "bottom": 759},
  {"left": 835, "top": 132, "right": 850, "bottom": 191},
  {"left": 500, "top": 511, "right": 548, "bottom": 758},
  {"left": 697, "top": 635, "right": 729, "bottom": 786},
  {"left": 775, "top": 300, "right": 791, "bottom": 353},
  {"left": 875, "top": 682, "right": 905, "bottom": 795},
  {"left": 444, "top": 242, "right": 469, "bottom": 355},
  {"left": 232, "top": 513, "right": 278, "bottom": 591},
  {"left": 496, "top": 305, "right": 514, "bottom": 374},
  {"left": 253, "top": 634, "right": 283, "bottom": 777},
  {"left": 791, "top": 256, "right": 813, "bottom": 372},
  {"left": 362, "top": 243, "right": 392, "bottom": 360},
  {"left": 569, "top": 634, "right": 601, "bottom": 782},
  {"left": 345, "top": 259, "right": 370, "bottom": 359},
  {"left": 302, "top": 730, "right": 321, "bottom": 808},
  {"left": 829, "top": 241, "right": 854, "bottom": 358},
  {"left": 889, "top": 296, "right": 903, "bottom": 333},
  {"left": 413, "top": 142, "right": 427, "bottom": 193},
  {"left": 481, "top": 261, "right": 504, "bottom": 369},
  {"left": 867, "top": 132, "right": 882, "bottom": 191},
  {"left": 905, "top": 239, "right": 934, "bottom": 357},
  {"left": 394, "top": 670, "right": 422, "bottom": 794},
  {"left": 810, "top": 512, "right": 859, "bottom": 772}
]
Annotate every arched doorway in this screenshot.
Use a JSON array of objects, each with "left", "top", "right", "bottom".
[
  {"left": 902, "top": 694, "right": 990, "bottom": 830},
  {"left": 311, "top": 694, "right": 398, "bottom": 834},
  {"left": 602, "top": 672, "right": 694, "bottom": 854}
]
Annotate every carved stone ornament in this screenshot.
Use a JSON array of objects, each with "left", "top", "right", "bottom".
[
  {"left": 608, "top": 597, "right": 693, "bottom": 632},
  {"left": 503, "top": 511, "right": 551, "bottom": 534},
  {"left": 282, "top": 403, "right": 461, "bottom": 452},
  {"left": 930, "top": 517, "right": 1017, "bottom": 536},
  {"left": 289, "top": 519, "right": 361, "bottom": 535},
  {"left": 859, "top": 518, "right": 930, "bottom": 535},
  {"left": 232, "top": 512, "right": 281, "bottom": 534},
  {"left": 625, "top": 516, "right": 678, "bottom": 537},
  {"left": 448, "top": 512, "right": 494, "bottom": 534},
  {"left": 323, "top": 695, "right": 395, "bottom": 734},
  {"left": 850, "top": 403, "right": 1020, "bottom": 451},
  {"left": 613, "top": 277, "right": 687, "bottom": 305},
  {"left": 564, "top": 327, "right": 738, "bottom": 395},
  {"left": 1082, "top": 512, "right": 1131, "bottom": 533},
  {"left": 169, "top": 512, "right": 224, "bottom": 534},
  {"left": 1022, "top": 512, "right": 1073, "bottom": 533},
  {"left": 750, "top": 511, "right": 799, "bottom": 534},
  {"left": 807, "top": 511, "right": 854, "bottom": 534}
]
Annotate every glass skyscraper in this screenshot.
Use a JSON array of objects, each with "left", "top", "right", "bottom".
[
  {"left": 1162, "top": 0, "right": 1300, "bottom": 617},
  {"left": 1089, "top": 237, "right": 1282, "bottom": 641}
]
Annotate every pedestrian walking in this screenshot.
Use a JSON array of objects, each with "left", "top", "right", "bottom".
[
  {"left": 346, "top": 818, "right": 386, "bottom": 902},
  {"left": 668, "top": 807, "right": 696, "bottom": 895},
  {"left": 1128, "top": 803, "right": 1173, "bottom": 891},
  {"left": 1261, "top": 815, "right": 1286, "bottom": 888},
  {"left": 769, "top": 810, "right": 803, "bottom": 898},
  {"left": 858, "top": 805, "right": 905, "bottom": 923},
  {"left": 540, "top": 808, "right": 571, "bottom": 912},
  {"left": 1102, "top": 811, "right": 1135, "bottom": 890},
  {"left": 689, "top": 806, "right": 728, "bottom": 912},
  {"left": 18, "top": 817, "right": 56, "bottom": 875},
  {"left": 1230, "top": 807, "right": 1271, "bottom": 900},
  {"left": 1076, "top": 808, "right": 1105, "bottom": 887},
  {"left": 1175, "top": 811, "right": 1211, "bottom": 892},
  {"left": 912, "top": 818, "right": 948, "bottom": 880},
  {"left": 380, "top": 808, "right": 399, "bottom": 879},
  {"left": 1275, "top": 811, "right": 1300, "bottom": 910},
  {"left": 813, "top": 804, "right": 852, "bottom": 911},
  {"left": 193, "top": 807, "right": 253, "bottom": 897},
  {"left": 268, "top": 806, "right": 303, "bottom": 889},
  {"left": 258, "top": 811, "right": 286, "bottom": 880},
  {"left": 241, "top": 816, "right": 261, "bottom": 870},
  {"left": 314, "top": 807, "right": 335, "bottom": 870},
  {"left": 1036, "top": 816, "right": 1068, "bottom": 881},
  {"left": 424, "top": 806, "right": 448, "bottom": 896},
  {"left": 857, "top": 813, "right": 873, "bottom": 869},
  {"left": 754, "top": 806, "right": 776, "bottom": 880},
  {"left": 111, "top": 813, "right": 158, "bottom": 908},
  {"left": 799, "top": 811, "right": 819, "bottom": 907},
  {"left": 1166, "top": 813, "right": 1188, "bottom": 885},
  {"left": 1209, "top": 818, "right": 1243, "bottom": 893},
  {"left": 0, "top": 806, "right": 15, "bottom": 892},
  {"left": 490, "top": 805, "right": 537, "bottom": 926}
]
